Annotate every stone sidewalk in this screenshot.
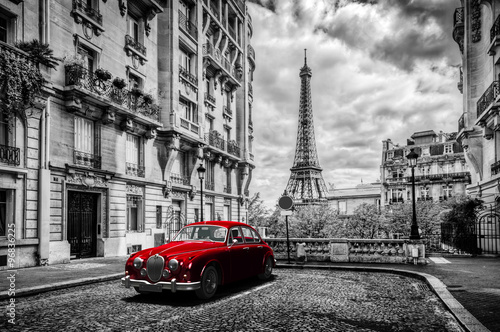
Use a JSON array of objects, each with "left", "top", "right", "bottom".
[{"left": 0, "top": 256, "right": 498, "bottom": 331}]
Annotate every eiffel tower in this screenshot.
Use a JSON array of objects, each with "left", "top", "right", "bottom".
[{"left": 285, "top": 50, "right": 329, "bottom": 205}]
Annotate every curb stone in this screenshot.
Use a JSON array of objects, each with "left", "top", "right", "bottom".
[
  {"left": 276, "top": 263, "right": 490, "bottom": 332},
  {"left": 0, "top": 272, "right": 123, "bottom": 301}
]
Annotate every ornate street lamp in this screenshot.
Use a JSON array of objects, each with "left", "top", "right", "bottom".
[
  {"left": 406, "top": 148, "right": 420, "bottom": 240},
  {"left": 197, "top": 163, "right": 206, "bottom": 222}
]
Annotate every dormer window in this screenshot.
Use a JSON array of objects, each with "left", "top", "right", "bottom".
[{"left": 444, "top": 144, "right": 453, "bottom": 154}]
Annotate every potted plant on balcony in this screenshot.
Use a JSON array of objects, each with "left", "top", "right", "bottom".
[
  {"left": 142, "top": 93, "right": 154, "bottom": 106},
  {"left": 112, "top": 77, "right": 127, "bottom": 89},
  {"left": 130, "top": 87, "right": 143, "bottom": 97},
  {"left": 94, "top": 68, "right": 112, "bottom": 81},
  {"left": 63, "top": 53, "right": 86, "bottom": 82},
  {"left": 15, "top": 39, "right": 61, "bottom": 70}
]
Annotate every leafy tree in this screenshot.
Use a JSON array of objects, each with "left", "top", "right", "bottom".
[
  {"left": 247, "top": 192, "right": 270, "bottom": 226},
  {"left": 15, "top": 39, "right": 61, "bottom": 70},
  {"left": 342, "top": 203, "right": 388, "bottom": 239},
  {"left": 384, "top": 200, "right": 446, "bottom": 237}
]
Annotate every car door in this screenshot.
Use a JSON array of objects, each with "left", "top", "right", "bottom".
[
  {"left": 228, "top": 226, "right": 250, "bottom": 281},
  {"left": 241, "top": 226, "right": 261, "bottom": 275}
]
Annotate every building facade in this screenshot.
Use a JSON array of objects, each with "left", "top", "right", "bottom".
[
  {"left": 0, "top": 0, "right": 255, "bottom": 269},
  {"left": 381, "top": 130, "right": 470, "bottom": 207},
  {"left": 327, "top": 182, "right": 381, "bottom": 216},
  {"left": 452, "top": 1, "right": 500, "bottom": 254}
]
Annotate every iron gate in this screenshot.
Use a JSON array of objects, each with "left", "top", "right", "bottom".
[
  {"left": 164, "top": 205, "right": 185, "bottom": 242},
  {"left": 477, "top": 206, "right": 500, "bottom": 255},
  {"left": 68, "top": 191, "right": 98, "bottom": 258}
]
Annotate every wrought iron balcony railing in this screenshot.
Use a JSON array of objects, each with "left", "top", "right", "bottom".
[
  {"left": 205, "top": 181, "right": 215, "bottom": 191},
  {"left": 178, "top": 10, "right": 198, "bottom": 39},
  {"left": 204, "top": 131, "right": 241, "bottom": 158},
  {"left": 125, "top": 35, "right": 146, "bottom": 57},
  {"left": 223, "top": 106, "right": 232, "bottom": 116},
  {"left": 203, "top": 43, "right": 237, "bottom": 81},
  {"left": 64, "top": 64, "right": 159, "bottom": 122},
  {"left": 179, "top": 65, "right": 198, "bottom": 86},
  {"left": 492, "top": 14, "right": 500, "bottom": 43},
  {"left": 170, "top": 173, "right": 190, "bottom": 185},
  {"left": 74, "top": 150, "right": 101, "bottom": 169},
  {"left": 477, "top": 81, "right": 500, "bottom": 118},
  {"left": 73, "top": 0, "right": 103, "bottom": 25},
  {"left": 0, "top": 144, "right": 21, "bottom": 166},
  {"left": 491, "top": 160, "right": 500, "bottom": 175},
  {"left": 126, "top": 162, "right": 145, "bottom": 177},
  {"left": 453, "top": 7, "right": 464, "bottom": 28}
]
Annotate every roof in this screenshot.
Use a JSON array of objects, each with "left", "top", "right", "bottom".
[
  {"left": 187, "top": 221, "right": 251, "bottom": 229},
  {"left": 411, "top": 130, "right": 437, "bottom": 139}
]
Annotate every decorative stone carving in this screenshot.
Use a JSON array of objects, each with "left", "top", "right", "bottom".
[
  {"left": 189, "top": 185, "right": 197, "bottom": 200},
  {"left": 126, "top": 184, "right": 144, "bottom": 195},
  {"left": 166, "top": 134, "right": 181, "bottom": 151},
  {"left": 121, "top": 118, "right": 134, "bottom": 132},
  {"left": 145, "top": 127, "right": 157, "bottom": 139},
  {"left": 101, "top": 110, "right": 115, "bottom": 124},
  {"left": 471, "top": 0, "right": 481, "bottom": 43},
  {"left": 220, "top": 77, "right": 229, "bottom": 95},
  {"left": 66, "top": 173, "right": 108, "bottom": 188},
  {"left": 119, "top": 0, "right": 127, "bottom": 16},
  {"left": 214, "top": 70, "right": 222, "bottom": 90},
  {"left": 65, "top": 97, "right": 82, "bottom": 112},
  {"left": 145, "top": 22, "right": 151, "bottom": 37}
]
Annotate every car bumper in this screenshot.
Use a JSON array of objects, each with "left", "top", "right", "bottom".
[{"left": 121, "top": 276, "right": 201, "bottom": 293}]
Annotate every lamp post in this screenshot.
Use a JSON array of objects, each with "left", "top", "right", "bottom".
[
  {"left": 406, "top": 148, "right": 420, "bottom": 240},
  {"left": 197, "top": 163, "right": 206, "bottom": 222}
]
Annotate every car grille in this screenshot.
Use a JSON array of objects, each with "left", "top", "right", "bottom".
[{"left": 147, "top": 255, "right": 164, "bottom": 282}]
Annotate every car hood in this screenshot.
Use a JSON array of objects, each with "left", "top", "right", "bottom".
[{"left": 143, "top": 241, "right": 226, "bottom": 258}]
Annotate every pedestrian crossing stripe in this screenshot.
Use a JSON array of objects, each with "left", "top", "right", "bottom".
[{"left": 429, "top": 257, "right": 451, "bottom": 264}]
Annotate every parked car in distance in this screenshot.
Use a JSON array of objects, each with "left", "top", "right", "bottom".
[{"left": 122, "top": 221, "right": 275, "bottom": 300}]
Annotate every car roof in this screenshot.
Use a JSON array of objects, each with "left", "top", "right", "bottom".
[{"left": 187, "top": 221, "right": 255, "bottom": 229}]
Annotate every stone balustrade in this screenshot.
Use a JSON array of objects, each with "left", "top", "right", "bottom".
[{"left": 265, "top": 238, "right": 422, "bottom": 264}]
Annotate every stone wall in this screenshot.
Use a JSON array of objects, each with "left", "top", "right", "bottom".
[{"left": 265, "top": 238, "right": 421, "bottom": 264}]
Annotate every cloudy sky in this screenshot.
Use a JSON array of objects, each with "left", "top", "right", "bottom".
[{"left": 246, "top": 0, "right": 463, "bottom": 209}]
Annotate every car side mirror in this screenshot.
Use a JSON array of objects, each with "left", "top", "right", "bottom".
[{"left": 229, "top": 239, "right": 238, "bottom": 247}]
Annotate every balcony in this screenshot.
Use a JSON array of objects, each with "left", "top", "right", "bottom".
[
  {"left": 477, "top": 81, "right": 500, "bottom": 119},
  {"left": 492, "top": 160, "right": 500, "bottom": 175},
  {"left": 453, "top": 7, "right": 464, "bottom": 53},
  {"left": 124, "top": 35, "right": 147, "bottom": 64},
  {"left": 0, "top": 144, "right": 20, "bottom": 166},
  {"left": 74, "top": 150, "right": 101, "bottom": 169},
  {"left": 64, "top": 65, "right": 160, "bottom": 123},
  {"left": 170, "top": 173, "right": 190, "bottom": 185},
  {"left": 209, "top": 1, "right": 220, "bottom": 21},
  {"left": 247, "top": 44, "right": 255, "bottom": 63},
  {"left": 202, "top": 42, "right": 241, "bottom": 86},
  {"left": 180, "top": 117, "right": 199, "bottom": 135},
  {"left": 205, "top": 181, "right": 215, "bottom": 191},
  {"left": 204, "top": 92, "right": 216, "bottom": 106},
  {"left": 72, "top": 0, "right": 104, "bottom": 36},
  {"left": 458, "top": 113, "right": 465, "bottom": 133},
  {"left": 223, "top": 106, "right": 232, "bottom": 118},
  {"left": 204, "top": 130, "right": 241, "bottom": 158},
  {"left": 179, "top": 65, "right": 198, "bottom": 86},
  {"left": 178, "top": 10, "right": 198, "bottom": 40},
  {"left": 248, "top": 82, "right": 253, "bottom": 96},
  {"left": 126, "top": 162, "right": 145, "bottom": 177}
]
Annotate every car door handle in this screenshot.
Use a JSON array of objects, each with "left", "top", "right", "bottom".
[
  {"left": 257, "top": 246, "right": 263, "bottom": 249},
  {"left": 243, "top": 247, "right": 249, "bottom": 251}
]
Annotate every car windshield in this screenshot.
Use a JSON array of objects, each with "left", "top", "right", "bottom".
[{"left": 172, "top": 225, "right": 228, "bottom": 243}]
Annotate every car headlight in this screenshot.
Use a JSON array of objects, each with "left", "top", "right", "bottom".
[
  {"left": 133, "top": 257, "right": 143, "bottom": 270},
  {"left": 168, "top": 258, "right": 179, "bottom": 271}
]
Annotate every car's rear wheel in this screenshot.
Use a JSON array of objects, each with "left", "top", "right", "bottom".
[
  {"left": 258, "top": 256, "right": 273, "bottom": 280},
  {"left": 195, "top": 265, "right": 218, "bottom": 300}
]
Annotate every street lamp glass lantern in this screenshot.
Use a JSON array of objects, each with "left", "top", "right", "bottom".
[
  {"left": 406, "top": 149, "right": 419, "bottom": 167},
  {"left": 197, "top": 163, "right": 206, "bottom": 180}
]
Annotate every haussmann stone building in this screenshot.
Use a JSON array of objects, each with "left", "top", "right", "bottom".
[{"left": 0, "top": 0, "right": 256, "bottom": 269}]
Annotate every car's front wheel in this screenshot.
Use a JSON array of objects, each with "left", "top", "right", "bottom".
[
  {"left": 258, "top": 256, "right": 273, "bottom": 280},
  {"left": 195, "top": 265, "right": 218, "bottom": 300}
]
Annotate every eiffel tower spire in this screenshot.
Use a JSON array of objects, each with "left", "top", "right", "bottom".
[{"left": 285, "top": 50, "right": 329, "bottom": 205}]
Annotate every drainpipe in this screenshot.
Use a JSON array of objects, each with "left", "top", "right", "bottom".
[{"left": 37, "top": 0, "right": 51, "bottom": 266}]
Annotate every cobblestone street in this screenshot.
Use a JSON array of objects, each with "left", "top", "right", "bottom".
[{"left": 1, "top": 269, "right": 463, "bottom": 332}]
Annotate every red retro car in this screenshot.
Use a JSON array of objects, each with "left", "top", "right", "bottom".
[{"left": 121, "top": 221, "right": 275, "bottom": 299}]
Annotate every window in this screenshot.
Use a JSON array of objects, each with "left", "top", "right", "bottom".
[
  {"left": 0, "top": 110, "right": 8, "bottom": 146},
  {"left": 77, "top": 45, "right": 95, "bottom": 72},
  {"left": 224, "top": 168, "right": 231, "bottom": 193},
  {"left": 0, "top": 14, "right": 7, "bottom": 43},
  {"left": 338, "top": 201, "right": 347, "bottom": 214},
  {"left": 422, "top": 147, "right": 430, "bottom": 156},
  {"left": 204, "top": 201, "right": 213, "bottom": 221},
  {"left": 205, "top": 161, "right": 215, "bottom": 190},
  {"left": 229, "top": 227, "right": 243, "bottom": 244},
  {"left": 420, "top": 186, "right": 429, "bottom": 200},
  {"left": 205, "top": 117, "right": 214, "bottom": 133},
  {"left": 387, "top": 151, "right": 394, "bottom": 159},
  {"left": 180, "top": 98, "right": 198, "bottom": 123},
  {"left": 223, "top": 203, "right": 230, "bottom": 221},
  {"left": 171, "top": 151, "right": 188, "bottom": 184},
  {"left": 0, "top": 10, "right": 15, "bottom": 44},
  {"left": 129, "top": 14, "right": 140, "bottom": 42},
  {"left": 74, "top": 117, "right": 94, "bottom": 154},
  {"left": 128, "top": 73, "right": 141, "bottom": 90},
  {"left": 179, "top": 1, "right": 191, "bottom": 22},
  {"left": 126, "top": 134, "right": 143, "bottom": 177},
  {"left": 225, "top": 127, "right": 230, "bottom": 141},
  {"left": 443, "top": 185, "right": 453, "bottom": 199},
  {"left": 444, "top": 144, "right": 453, "bottom": 154},
  {"left": 127, "top": 195, "right": 143, "bottom": 231},
  {"left": 0, "top": 190, "right": 14, "bottom": 237},
  {"left": 443, "top": 163, "right": 453, "bottom": 174},
  {"left": 156, "top": 206, "right": 162, "bottom": 229},
  {"left": 242, "top": 227, "right": 255, "bottom": 243},
  {"left": 179, "top": 50, "right": 192, "bottom": 73}
]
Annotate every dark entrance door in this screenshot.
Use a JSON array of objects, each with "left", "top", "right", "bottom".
[{"left": 68, "top": 191, "right": 98, "bottom": 258}]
